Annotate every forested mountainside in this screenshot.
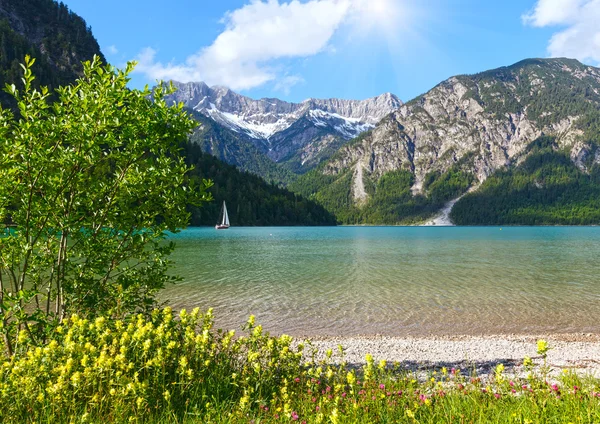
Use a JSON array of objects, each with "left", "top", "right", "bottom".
[
  {"left": 451, "top": 136, "right": 600, "bottom": 225},
  {"left": 188, "top": 111, "right": 296, "bottom": 186},
  {"left": 183, "top": 142, "right": 336, "bottom": 226},
  {"left": 0, "top": 0, "right": 105, "bottom": 108},
  {"left": 293, "top": 58, "right": 600, "bottom": 224}
]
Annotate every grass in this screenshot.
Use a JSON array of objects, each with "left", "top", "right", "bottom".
[{"left": 1, "top": 309, "right": 599, "bottom": 423}]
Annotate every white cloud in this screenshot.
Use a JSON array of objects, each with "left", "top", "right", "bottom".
[
  {"left": 107, "top": 45, "right": 119, "bottom": 55},
  {"left": 273, "top": 75, "right": 304, "bottom": 94},
  {"left": 524, "top": 0, "right": 600, "bottom": 63},
  {"left": 135, "top": 0, "right": 351, "bottom": 91},
  {"left": 522, "top": 0, "right": 584, "bottom": 26}
]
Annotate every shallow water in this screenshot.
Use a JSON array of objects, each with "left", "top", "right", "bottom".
[{"left": 162, "top": 227, "right": 600, "bottom": 336}]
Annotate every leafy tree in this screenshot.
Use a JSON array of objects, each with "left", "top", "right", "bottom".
[{"left": 0, "top": 56, "right": 211, "bottom": 355}]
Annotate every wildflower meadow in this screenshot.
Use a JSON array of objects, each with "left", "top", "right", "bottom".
[{"left": 1, "top": 307, "right": 599, "bottom": 423}]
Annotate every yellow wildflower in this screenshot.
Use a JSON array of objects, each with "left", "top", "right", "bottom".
[
  {"left": 537, "top": 339, "right": 550, "bottom": 356},
  {"left": 330, "top": 408, "right": 339, "bottom": 424},
  {"left": 346, "top": 371, "right": 356, "bottom": 385}
]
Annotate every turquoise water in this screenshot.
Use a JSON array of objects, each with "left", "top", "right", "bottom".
[{"left": 163, "top": 227, "right": 600, "bottom": 336}]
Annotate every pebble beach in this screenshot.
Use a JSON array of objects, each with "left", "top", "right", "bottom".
[{"left": 305, "top": 334, "right": 600, "bottom": 379}]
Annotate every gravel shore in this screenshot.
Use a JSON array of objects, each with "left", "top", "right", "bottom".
[{"left": 302, "top": 334, "right": 600, "bottom": 379}]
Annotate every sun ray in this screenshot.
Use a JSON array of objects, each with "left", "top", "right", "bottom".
[{"left": 350, "top": 0, "right": 407, "bottom": 36}]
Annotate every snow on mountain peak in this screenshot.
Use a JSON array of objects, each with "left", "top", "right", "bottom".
[{"left": 165, "top": 81, "right": 402, "bottom": 141}]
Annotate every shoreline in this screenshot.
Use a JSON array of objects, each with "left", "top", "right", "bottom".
[
  {"left": 297, "top": 333, "right": 600, "bottom": 378},
  {"left": 183, "top": 224, "right": 600, "bottom": 228},
  {"left": 303, "top": 332, "right": 600, "bottom": 343}
]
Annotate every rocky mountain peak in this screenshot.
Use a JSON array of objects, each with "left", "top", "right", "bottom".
[
  {"left": 316, "top": 58, "right": 600, "bottom": 206},
  {"left": 165, "top": 81, "right": 403, "bottom": 172}
]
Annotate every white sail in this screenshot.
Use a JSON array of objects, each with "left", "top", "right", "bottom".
[{"left": 222, "top": 202, "right": 230, "bottom": 227}]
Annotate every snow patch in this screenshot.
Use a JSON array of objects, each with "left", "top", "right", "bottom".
[{"left": 308, "top": 109, "right": 374, "bottom": 139}]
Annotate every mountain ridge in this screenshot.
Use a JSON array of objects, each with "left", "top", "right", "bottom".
[
  {"left": 292, "top": 57, "right": 600, "bottom": 224},
  {"left": 164, "top": 81, "right": 402, "bottom": 175}
]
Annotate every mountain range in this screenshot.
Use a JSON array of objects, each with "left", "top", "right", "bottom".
[
  {"left": 168, "top": 57, "right": 600, "bottom": 225},
  {"left": 165, "top": 82, "right": 402, "bottom": 176},
  {"left": 291, "top": 58, "right": 600, "bottom": 224}
]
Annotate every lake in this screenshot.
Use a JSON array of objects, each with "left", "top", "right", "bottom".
[{"left": 163, "top": 227, "right": 600, "bottom": 337}]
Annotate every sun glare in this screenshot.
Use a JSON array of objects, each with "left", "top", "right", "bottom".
[
  {"left": 351, "top": 0, "right": 406, "bottom": 38},
  {"left": 371, "top": 0, "right": 389, "bottom": 15}
]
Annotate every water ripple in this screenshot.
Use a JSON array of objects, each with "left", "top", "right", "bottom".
[{"left": 163, "top": 227, "right": 600, "bottom": 336}]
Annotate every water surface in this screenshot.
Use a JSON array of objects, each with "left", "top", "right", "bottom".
[{"left": 163, "top": 227, "right": 600, "bottom": 336}]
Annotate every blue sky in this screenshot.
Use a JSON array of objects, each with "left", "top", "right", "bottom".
[{"left": 63, "top": 0, "right": 600, "bottom": 103}]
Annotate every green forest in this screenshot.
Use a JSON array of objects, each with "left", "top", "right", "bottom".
[
  {"left": 291, "top": 160, "right": 475, "bottom": 225},
  {"left": 184, "top": 142, "right": 336, "bottom": 226},
  {"left": 0, "top": 0, "right": 104, "bottom": 108},
  {"left": 451, "top": 137, "right": 600, "bottom": 225}
]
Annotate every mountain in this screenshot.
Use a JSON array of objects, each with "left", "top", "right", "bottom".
[
  {"left": 165, "top": 82, "right": 402, "bottom": 176},
  {"left": 451, "top": 136, "right": 600, "bottom": 225},
  {"left": 292, "top": 58, "right": 600, "bottom": 224},
  {"left": 183, "top": 142, "right": 337, "bottom": 226},
  {"left": 188, "top": 111, "right": 296, "bottom": 185},
  {"left": 0, "top": 0, "right": 105, "bottom": 108}
]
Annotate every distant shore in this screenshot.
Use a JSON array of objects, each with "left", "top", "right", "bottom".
[{"left": 303, "top": 334, "right": 600, "bottom": 378}]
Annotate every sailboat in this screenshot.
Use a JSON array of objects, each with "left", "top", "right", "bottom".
[{"left": 215, "top": 201, "right": 230, "bottom": 230}]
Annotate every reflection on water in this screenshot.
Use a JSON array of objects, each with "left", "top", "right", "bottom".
[{"left": 161, "top": 227, "right": 600, "bottom": 336}]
